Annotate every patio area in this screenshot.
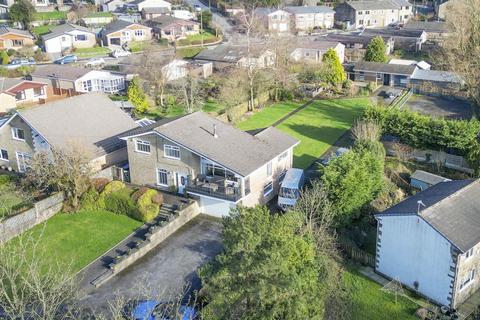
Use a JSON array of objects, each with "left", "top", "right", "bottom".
[{"left": 186, "top": 175, "right": 242, "bottom": 202}]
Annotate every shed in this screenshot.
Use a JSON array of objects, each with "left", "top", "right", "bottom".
[{"left": 410, "top": 170, "right": 451, "bottom": 191}]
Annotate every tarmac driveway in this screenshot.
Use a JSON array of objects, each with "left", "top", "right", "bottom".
[{"left": 80, "top": 215, "right": 223, "bottom": 313}]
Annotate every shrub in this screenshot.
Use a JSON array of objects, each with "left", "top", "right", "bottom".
[
  {"left": 81, "top": 187, "right": 100, "bottom": 210},
  {"left": 105, "top": 190, "right": 138, "bottom": 217},
  {"left": 136, "top": 189, "right": 160, "bottom": 222},
  {"left": 151, "top": 192, "right": 163, "bottom": 205},
  {"left": 92, "top": 178, "right": 110, "bottom": 192},
  {"left": 131, "top": 187, "right": 149, "bottom": 202},
  {"left": 98, "top": 180, "right": 126, "bottom": 208},
  {"left": 0, "top": 175, "right": 12, "bottom": 186}
]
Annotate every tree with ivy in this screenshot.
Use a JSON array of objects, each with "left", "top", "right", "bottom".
[
  {"left": 322, "top": 48, "right": 346, "bottom": 86},
  {"left": 9, "top": 0, "right": 36, "bottom": 29},
  {"left": 364, "top": 36, "right": 388, "bottom": 63},
  {"left": 127, "top": 76, "right": 149, "bottom": 114}
]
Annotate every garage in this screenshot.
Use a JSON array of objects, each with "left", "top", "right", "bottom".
[{"left": 199, "top": 196, "right": 235, "bottom": 218}]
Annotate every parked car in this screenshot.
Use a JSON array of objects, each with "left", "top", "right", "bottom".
[
  {"left": 194, "top": 4, "right": 201, "bottom": 11},
  {"left": 85, "top": 57, "right": 105, "bottom": 68},
  {"left": 54, "top": 55, "right": 78, "bottom": 64},
  {"left": 111, "top": 50, "right": 131, "bottom": 58},
  {"left": 126, "top": 300, "right": 197, "bottom": 320},
  {"left": 5, "top": 58, "right": 35, "bottom": 69},
  {"left": 319, "top": 147, "right": 349, "bottom": 166}
]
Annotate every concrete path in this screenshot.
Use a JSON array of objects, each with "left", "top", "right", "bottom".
[{"left": 357, "top": 266, "right": 389, "bottom": 286}]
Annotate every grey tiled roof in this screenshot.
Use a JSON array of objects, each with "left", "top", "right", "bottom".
[
  {"left": 324, "top": 33, "right": 392, "bottom": 46},
  {"left": 0, "top": 77, "right": 24, "bottom": 91},
  {"left": 30, "top": 65, "right": 91, "bottom": 81},
  {"left": 411, "top": 170, "right": 450, "bottom": 185},
  {"left": 362, "top": 28, "right": 425, "bottom": 38},
  {"left": 295, "top": 39, "right": 341, "bottom": 50},
  {"left": 404, "top": 21, "right": 450, "bottom": 33},
  {"left": 353, "top": 61, "right": 417, "bottom": 75},
  {"left": 411, "top": 69, "right": 462, "bottom": 84},
  {"left": 142, "top": 6, "right": 170, "bottom": 13},
  {"left": 17, "top": 93, "right": 138, "bottom": 156},
  {"left": 284, "top": 5, "right": 334, "bottom": 14},
  {"left": 378, "top": 180, "right": 480, "bottom": 252},
  {"left": 102, "top": 19, "right": 146, "bottom": 35},
  {"left": 346, "top": 0, "right": 410, "bottom": 10},
  {"left": 0, "top": 26, "right": 34, "bottom": 38},
  {"left": 41, "top": 23, "right": 93, "bottom": 41}
]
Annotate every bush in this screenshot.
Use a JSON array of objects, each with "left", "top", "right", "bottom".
[
  {"left": 105, "top": 190, "right": 138, "bottom": 217},
  {"left": 81, "top": 187, "right": 100, "bottom": 210},
  {"left": 151, "top": 192, "right": 163, "bottom": 205},
  {"left": 98, "top": 180, "right": 126, "bottom": 208},
  {"left": 136, "top": 189, "right": 160, "bottom": 222},
  {"left": 132, "top": 186, "right": 149, "bottom": 202},
  {"left": 92, "top": 178, "right": 110, "bottom": 192}
]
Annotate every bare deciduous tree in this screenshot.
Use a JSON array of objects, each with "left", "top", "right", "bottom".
[
  {"left": 174, "top": 75, "right": 202, "bottom": 114},
  {"left": 351, "top": 119, "right": 382, "bottom": 143},
  {"left": 391, "top": 142, "right": 413, "bottom": 162}
]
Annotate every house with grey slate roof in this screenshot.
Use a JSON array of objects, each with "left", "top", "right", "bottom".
[
  {"left": 41, "top": 23, "right": 96, "bottom": 54},
  {"left": 100, "top": 19, "right": 152, "bottom": 47},
  {"left": 284, "top": 6, "right": 335, "bottom": 31},
  {"left": 375, "top": 179, "right": 480, "bottom": 309},
  {"left": 0, "top": 93, "right": 138, "bottom": 173},
  {"left": 120, "top": 112, "right": 299, "bottom": 217}
]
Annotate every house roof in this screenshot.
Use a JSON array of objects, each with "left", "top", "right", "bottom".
[
  {"left": 378, "top": 179, "right": 480, "bottom": 252},
  {"left": 404, "top": 21, "right": 450, "bottom": 33},
  {"left": 346, "top": 0, "right": 410, "bottom": 10},
  {"left": 6, "top": 81, "right": 46, "bottom": 94},
  {"left": 0, "top": 26, "right": 34, "bottom": 39},
  {"left": 362, "top": 28, "right": 425, "bottom": 39},
  {"left": 411, "top": 170, "right": 451, "bottom": 186},
  {"left": 41, "top": 23, "right": 93, "bottom": 41},
  {"left": 142, "top": 6, "right": 170, "bottom": 14},
  {"left": 254, "top": 7, "right": 286, "bottom": 16},
  {"left": 284, "top": 5, "right": 334, "bottom": 14},
  {"left": 120, "top": 112, "right": 299, "bottom": 176},
  {"left": 411, "top": 69, "right": 463, "bottom": 84},
  {"left": 353, "top": 61, "right": 417, "bottom": 75},
  {"left": 295, "top": 39, "right": 341, "bottom": 51},
  {"left": 102, "top": 19, "right": 148, "bottom": 35},
  {"left": 324, "top": 33, "right": 393, "bottom": 46},
  {"left": 148, "top": 15, "right": 197, "bottom": 27},
  {"left": 16, "top": 93, "right": 138, "bottom": 156},
  {"left": 0, "top": 77, "right": 24, "bottom": 91},
  {"left": 30, "top": 65, "right": 92, "bottom": 81},
  {"left": 194, "top": 44, "right": 268, "bottom": 63}
]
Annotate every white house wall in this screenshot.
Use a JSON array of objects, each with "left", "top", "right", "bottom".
[
  {"left": 376, "top": 215, "right": 455, "bottom": 306},
  {"left": 199, "top": 196, "right": 235, "bottom": 218}
]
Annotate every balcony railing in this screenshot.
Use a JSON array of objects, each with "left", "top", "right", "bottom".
[{"left": 185, "top": 175, "right": 243, "bottom": 202}]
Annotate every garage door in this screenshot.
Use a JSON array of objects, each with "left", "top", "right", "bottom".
[{"left": 199, "top": 197, "right": 235, "bottom": 218}]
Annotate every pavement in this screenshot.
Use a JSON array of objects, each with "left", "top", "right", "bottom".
[{"left": 79, "top": 215, "right": 223, "bottom": 314}]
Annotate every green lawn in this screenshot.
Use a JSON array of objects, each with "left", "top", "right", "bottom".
[
  {"left": 32, "top": 24, "right": 55, "bottom": 36},
  {"left": 176, "top": 47, "right": 204, "bottom": 58},
  {"left": 177, "top": 31, "right": 219, "bottom": 46},
  {"left": 202, "top": 99, "right": 223, "bottom": 115},
  {"left": 33, "top": 11, "right": 67, "bottom": 20},
  {"left": 74, "top": 47, "right": 111, "bottom": 58},
  {"left": 0, "top": 175, "right": 30, "bottom": 221},
  {"left": 128, "top": 41, "right": 148, "bottom": 53},
  {"left": 345, "top": 268, "right": 418, "bottom": 320},
  {"left": 9, "top": 210, "right": 142, "bottom": 273},
  {"left": 237, "top": 101, "right": 303, "bottom": 131}
]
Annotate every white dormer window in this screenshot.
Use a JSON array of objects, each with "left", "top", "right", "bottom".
[
  {"left": 164, "top": 145, "right": 180, "bottom": 160},
  {"left": 12, "top": 127, "right": 25, "bottom": 141},
  {"left": 135, "top": 139, "right": 151, "bottom": 154}
]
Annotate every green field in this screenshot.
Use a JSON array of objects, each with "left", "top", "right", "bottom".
[
  {"left": 8, "top": 210, "right": 142, "bottom": 273},
  {"left": 33, "top": 11, "right": 67, "bottom": 20},
  {"left": 32, "top": 25, "right": 55, "bottom": 36},
  {"left": 177, "top": 31, "right": 219, "bottom": 46},
  {"left": 74, "top": 47, "right": 111, "bottom": 58},
  {"left": 237, "top": 101, "right": 303, "bottom": 131}
]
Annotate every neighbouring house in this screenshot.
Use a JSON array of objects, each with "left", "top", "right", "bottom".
[
  {"left": 404, "top": 20, "right": 451, "bottom": 40},
  {"left": 141, "top": 7, "right": 170, "bottom": 20},
  {"left": 410, "top": 170, "right": 451, "bottom": 191},
  {"left": 129, "top": 0, "right": 171, "bottom": 12},
  {"left": 324, "top": 33, "right": 394, "bottom": 62},
  {"left": 436, "top": 0, "right": 459, "bottom": 20},
  {"left": 0, "top": 3, "right": 8, "bottom": 20},
  {"left": 194, "top": 44, "right": 276, "bottom": 69},
  {"left": 0, "top": 26, "right": 35, "bottom": 51},
  {"left": 255, "top": 8, "right": 291, "bottom": 33},
  {"left": 29, "top": 65, "right": 127, "bottom": 96},
  {"left": 348, "top": 61, "right": 417, "bottom": 87},
  {"left": 389, "top": 58, "right": 431, "bottom": 70},
  {"left": 81, "top": 13, "right": 115, "bottom": 26},
  {"left": 147, "top": 15, "right": 199, "bottom": 41},
  {"left": 375, "top": 179, "right": 480, "bottom": 309},
  {"left": 159, "top": 59, "right": 213, "bottom": 81},
  {"left": 362, "top": 28, "right": 427, "bottom": 52},
  {"left": 171, "top": 9, "right": 194, "bottom": 20},
  {"left": 290, "top": 40, "right": 345, "bottom": 63},
  {"left": 41, "top": 23, "right": 97, "bottom": 54},
  {"left": 408, "top": 69, "right": 465, "bottom": 99},
  {"left": 334, "top": 0, "right": 413, "bottom": 29},
  {"left": 101, "top": 19, "right": 152, "bottom": 47},
  {"left": 102, "top": 0, "right": 126, "bottom": 12},
  {"left": 0, "top": 78, "right": 48, "bottom": 113},
  {"left": 284, "top": 6, "right": 335, "bottom": 32},
  {"left": 119, "top": 111, "right": 299, "bottom": 217},
  {"left": 0, "top": 93, "right": 138, "bottom": 173}
]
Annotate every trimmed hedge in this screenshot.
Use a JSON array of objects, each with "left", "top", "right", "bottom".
[
  {"left": 136, "top": 189, "right": 161, "bottom": 222},
  {"left": 81, "top": 187, "right": 100, "bottom": 210},
  {"left": 105, "top": 190, "right": 137, "bottom": 217},
  {"left": 97, "top": 181, "right": 126, "bottom": 208}
]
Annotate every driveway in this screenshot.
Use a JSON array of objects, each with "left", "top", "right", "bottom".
[
  {"left": 80, "top": 215, "right": 223, "bottom": 313},
  {"left": 404, "top": 94, "right": 472, "bottom": 120}
]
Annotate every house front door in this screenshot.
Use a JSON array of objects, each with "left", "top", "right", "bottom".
[{"left": 176, "top": 172, "right": 188, "bottom": 194}]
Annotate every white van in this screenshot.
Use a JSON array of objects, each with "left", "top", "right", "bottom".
[{"left": 277, "top": 168, "right": 305, "bottom": 211}]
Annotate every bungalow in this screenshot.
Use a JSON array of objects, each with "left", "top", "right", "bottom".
[
  {"left": 404, "top": 21, "right": 451, "bottom": 40},
  {"left": 284, "top": 6, "right": 335, "bottom": 32},
  {"left": 410, "top": 170, "right": 450, "bottom": 191},
  {"left": 375, "top": 179, "right": 480, "bottom": 309},
  {"left": 147, "top": 16, "right": 199, "bottom": 41},
  {"left": 255, "top": 8, "right": 291, "bottom": 33},
  {"left": 101, "top": 19, "right": 152, "bottom": 47},
  {"left": 129, "top": 0, "right": 171, "bottom": 12},
  {"left": 290, "top": 40, "right": 345, "bottom": 63},
  {"left": 0, "top": 78, "right": 48, "bottom": 113},
  {"left": 0, "top": 26, "right": 35, "bottom": 51},
  {"left": 102, "top": 0, "right": 125, "bottom": 12},
  {"left": 41, "top": 23, "right": 97, "bottom": 54},
  {"left": 362, "top": 28, "right": 427, "bottom": 52},
  {"left": 349, "top": 61, "right": 417, "bottom": 87},
  {"left": 29, "top": 65, "right": 126, "bottom": 96},
  {"left": 119, "top": 111, "right": 299, "bottom": 217},
  {"left": 0, "top": 93, "right": 138, "bottom": 173},
  {"left": 324, "top": 33, "right": 394, "bottom": 62},
  {"left": 141, "top": 7, "right": 171, "bottom": 20}
]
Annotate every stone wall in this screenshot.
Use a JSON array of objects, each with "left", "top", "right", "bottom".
[{"left": 0, "top": 193, "right": 64, "bottom": 243}]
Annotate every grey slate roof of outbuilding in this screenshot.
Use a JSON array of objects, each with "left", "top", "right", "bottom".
[
  {"left": 411, "top": 69, "right": 463, "bottom": 84},
  {"left": 411, "top": 170, "right": 451, "bottom": 186},
  {"left": 0, "top": 26, "right": 34, "bottom": 38},
  {"left": 142, "top": 6, "right": 170, "bottom": 13},
  {"left": 404, "top": 21, "right": 450, "bottom": 33},
  {"left": 353, "top": 61, "right": 417, "bottom": 75},
  {"left": 120, "top": 112, "right": 299, "bottom": 176},
  {"left": 41, "top": 23, "right": 93, "bottom": 41},
  {"left": 324, "top": 33, "right": 393, "bottom": 46},
  {"left": 362, "top": 28, "right": 425, "bottom": 39},
  {"left": 17, "top": 93, "right": 138, "bottom": 156},
  {"left": 378, "top": 179, "right": 480, "bottom": 252},
  {"left": 294, "top": 39, "right": 341, "bottom": 51},
  {"left": 284, "top": 5, "right": 334, "bottom": 14}
]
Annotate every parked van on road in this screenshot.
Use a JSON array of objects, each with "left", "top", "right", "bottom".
[{"left": 278, "top": 168, "right": 305, "bottom": 211}]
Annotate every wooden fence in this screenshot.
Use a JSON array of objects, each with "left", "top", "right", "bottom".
[{"left": 340, "top": 242, "right": 376, "bottom": 267}]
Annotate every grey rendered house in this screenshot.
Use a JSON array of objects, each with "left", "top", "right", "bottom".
[
  {"left": 0, "top": 93, "right": 137, "bottom": 174},
  {"left": 120, "top": 112, "right": 299, "bottom": 217},
  {"left": 376, "top": 179, "right": 480, "bottom": 309}
]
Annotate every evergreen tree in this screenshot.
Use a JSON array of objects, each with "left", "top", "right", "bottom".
[
  {"left": 127, "top": 77, "right": 149, "bottom": 114},
  {"left": 364, "top": 36, "right": 388, "bottom": 63},
  {"left": 0, "top": 51, "right": 9, "bottom": 65},
  {"left": 9, "top": 0, "right": 36, "bottom": 29},
  {"left": 322, "top": 48, "right": 346, "bottom": 85}
]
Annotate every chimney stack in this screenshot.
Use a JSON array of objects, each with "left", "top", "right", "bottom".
[{"left": 213, "top": 124, "right": 218, "bottom": 138}]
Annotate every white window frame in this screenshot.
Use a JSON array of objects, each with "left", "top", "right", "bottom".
[
  {"left": 266, "top": 161, "right": 272, "bottom": 176},
  {"left": 11, "top": 127, "right": 25, "bottom": 141},
  {"left": 16, "top": 151, "right": 31, "bottom": 173},
  {"left": 156, "top": 168, "right": 168, "bottom": 186},
  {"left": 460, "top": 269, "right": 476, "bottom": 291},
  {"left": 134, "top": 29, "right": 144, "bottom": 37},
  {"left": 0, "top": 148, "right": 8, "bottom": 161},
  {"left": 263, "top": 181, "right": 273, "bottom": 197},
  {"left": 134, "top": 139, "right": 151, "bottom": 154},
  {"left": 164, "top": 144, "right": 180, "bottom": 160},
  {"left": 278, "top": 169, "right": 287, "bottom": 182}
]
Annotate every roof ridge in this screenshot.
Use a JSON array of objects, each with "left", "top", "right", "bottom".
[{"left": 420, "top": 180, "right": 477, "bottom": 217}]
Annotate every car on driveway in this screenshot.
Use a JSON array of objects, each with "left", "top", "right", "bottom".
[
  {"left": 319, "top": 147, "right": 349, "bottom": 166},
  {"left": 54, "top": 54, "right": 78, "bottom": 64},
  {"left": 126, "top": 300, "right": 197, "bottom": 320},
  {"left": 85, "top": 57, "right": 105, "bottom": 68},
  {"left": 5, "top": 58, "right": 35, "bottom": 69},
  {"left": 194, "top": 4, "right": 202, "bottom": 11},
  {"left": 111, "top": 50, "right": 131, "bottom": 58}
]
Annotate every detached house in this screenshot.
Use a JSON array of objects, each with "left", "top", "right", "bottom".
[
  {"left": 120, "top": 112, "right": 299, "bottom": 217},
  {"left": 0, "top": 27, "right": 35, "bottom": 51},
  {"left": 284, "top": 6, "right": 334, "bottom": 32},
  {"left": 0, "top": 78, "right": 48, "bottom": 113},
  {"left": 41, "top": 23, "right": 97, "bottom": 54},
  {"left": 0, "top": 93, "right": 137, "bottom": 173},
  {"left": 129, "top": 0, "right": 171, "bottom": 12},
  {"left": 324, "top": 33, "right": 394, "bottom": 62},
  {"left": 147, "top": 16, "right": 199, "bottom": 41},
  {"left": 291, "top": 40, "right": 345, "bottom": 63},
  {"left": 255, "top": 8, "right": 291, "bottom": 33},
  {"left": 101, "top": 19, "right": 152, "bottom": 47},
  {"left": 375, "top": 179, "right": 480, "bottom": 309}
]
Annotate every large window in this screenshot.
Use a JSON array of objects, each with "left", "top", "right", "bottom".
[
  {"left": 33, "top": 86, "right": 44, "bottom": 97},
  {"left": 15, "top": 91, "right": 25, "bottom": 101},
  {"left": 460, "top": 269, "right": 476, "bottom": 291},
  {"left": 156, "top": 169, "right": 168, "bottom": 186},
  {"left": 204, "top": 163, "right": 236, "bottom": 181},
  {"left": 12, "top": 39, "right": 23, "bottom": 46},
  {"left": 263, "top": 181, "right": 273, "bottom": 197},
  {"left": 16, "top": 152, "right": 31, "bottom": 173},
  {"left": 0, "top": 149, "right": 8, "bottom": 161},
  {"left": 164, "top": 145, "right": 180, "bottom": 159},
  {"left": 82, "top": 80, "right": 93, "bottom": 92},
  {"left": 11, "top": 127, "right": 25, "bottom": 141},
  {"left": 135, "top": 139, "right": 151, "bottom": 154},
  {"left": 134, "top": 29, "right": 144, "bottom": 37},
  {"left": 75, "top": 34, "right": 87, "bottom": 41}
]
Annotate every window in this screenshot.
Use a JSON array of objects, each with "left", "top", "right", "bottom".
[
  {"left": 12, "top": 39, "right": 23, "bottom": 46},
  {"left": 75, "top": 34, "right": 87, "bottom": 41},
  {"left": 164, "top": 145, "right": 180, "bottom": 159},
  {"left": 365, "top": 10, "right": 370, "bottom": 14},
  {"left": 0, "top": 149, "right": 8, "bottom": 161},
  {"left": 405, "top": 6, "right": 409, "bottom": 9},
  {"left": 358, "top": 19, "right": 364, "bottom": 25},
  {"left": 278, "top": 150, "right": 288, "bottom": 161},
  {"left": 359, "top": 71, "right": 365, "bottom": 81},
  {"left": 266, "top": 161, "right": 272, "bottom": 176},
  {"left": 263, "top": 181, "right": 273, "bottom": 197},
  {"left": 156, "top": 169, "right": 168, "bottom": 186},
  {"left": 358, "top": 11, "right": 363, "bottom": 15},
  {"left": 16, "top": 152, "right": 31, "bottom": 173},
  {"left": 15, "top": 91, "right": 26, "bottom": 101},
  {"left": 466, "top": 248, "right": 475, "bottom": 259},
  {"left": 61, "top": 36, "right": 67, "bottom": 42},
  {"left": 33, "top": 86, "right": 44, "bottom": 97},
  {"left": 135, "top": 139, "right": 151, "bottom": 154},
  {"left": 460, "top": 269, "right": 476, "bottom": 291},
  {"left": 134, "top": 29, "right": 144, "bottom": 37},
  {"left": 11, "top": 127, "right": 25, "bottom": 141},
  {"left": 279, "top": 169, "right": 287, "bottom": 182},
  {"left": 82, "top": 80, "right": 93, "bottom": 92},
  {"left": 376, "top": 73, "right": 383, "bottom": 80}
]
